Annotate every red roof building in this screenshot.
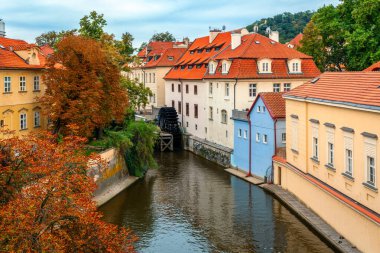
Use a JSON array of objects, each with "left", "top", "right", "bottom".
[
  {"left": 286, "top": 33, "right": 303, "bottom": 49},
  {"left": 364, "top": 61, "right": 380, "bottom": 72}
]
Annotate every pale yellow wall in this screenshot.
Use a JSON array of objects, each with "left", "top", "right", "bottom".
[
  {"left": 0, "top": 69, "right": 47, "bottom": 137},
  {"left": 286, "top": 99, "right": 380, "bottom": 213},
  {"left": 274, "top": 162, "right": 380, "bottom": 253},
  {"left": 127, "top": 66, "right": 171, "bottom": 109}
]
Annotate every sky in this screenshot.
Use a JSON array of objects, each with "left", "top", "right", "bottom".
[{"left": 1, "top": 0, "right": 339, "bottom": 48}]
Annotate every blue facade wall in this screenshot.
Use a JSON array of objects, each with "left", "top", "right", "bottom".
[
  {"left": 231, "top": 119, "right": 249, "bottom": 172},
  {"left": 276, "top": 120, "right": 286, "bottom": 148}
]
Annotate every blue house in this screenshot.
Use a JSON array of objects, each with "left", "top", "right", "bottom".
[{"left": 232, "top": 92, "right": 286, "bottom": 179}]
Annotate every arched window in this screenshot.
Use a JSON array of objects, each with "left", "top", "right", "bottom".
[{"left": 221, "top": 110, "right": 227, "bottom": 124}]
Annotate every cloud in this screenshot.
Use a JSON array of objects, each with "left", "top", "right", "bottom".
[{"left": 0, "top": 0, "right": 339, "bottom": 47}]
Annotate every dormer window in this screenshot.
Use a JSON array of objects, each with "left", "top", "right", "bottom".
[
  {"left": 168, "top": 56, "right": 174, "bottom": 61},
  {"left": 190, "top": 50, "right": 195, "bottom": 54},
  {"left": 258, "top": 59, "right": 272, "bottom": 73},
  {"left": 206, "top": 48, "right": 211, "bottom": 52},
  {"left": 196, "top": 64, "right": 202, "bottom": 69},
  {"left": 181, "top": 65, "right": 186, "bottom": 70},
  {"left": 188, "top": 65, "right": 194, "bottom": 69},
  {"left": 288, "top": 59, "right": 302, "bottom": 73},
  {"left": 209, "top": 62, "right": 216, "bottom": 74},
  {"left": 197, "top": 49, "right": 203, "bottom": 53},
  {"left": 221, "top": 60, "right": 230, "bottom": 74},
  {"left": 215, "top": 47, "right": 221, "bottom": 51}
]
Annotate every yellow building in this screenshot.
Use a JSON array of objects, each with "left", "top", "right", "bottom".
[
  {"left": 273, "top": 72, "right": 380, "bottom": 253},
  {"left": 0, "top": 36, "right": 48, "bottom": 136}
]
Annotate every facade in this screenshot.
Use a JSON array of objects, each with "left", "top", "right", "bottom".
[
  {"left": 165, "top": 28, "right": 319, "bottom": 149},
  {"left": 0, "top": 36, "right": 47, "bottom": 136},
  {"left": 126, "top": 41, "right": 188, "bottom": 110},
  {"left": 232, "top": 92, "right": 285, "bottom": 179},
  {"left": 272, "top": 72, "right": 380, "bottom": 253}
]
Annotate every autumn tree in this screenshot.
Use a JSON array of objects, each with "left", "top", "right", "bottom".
[
  {"left": 149, "top": 31, "right": 176, "bottom": 42},
  {"left": 0, "top": 131, "right": 136, "bottom": 252},
  {"left": 40, "top": 35, "right": 129, "bottom": 138},
  {"left": 35, "top": 29, "right": 77, "bottom": 48}
]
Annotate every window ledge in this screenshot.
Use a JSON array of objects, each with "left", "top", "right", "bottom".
[
  {"left": 19, "top": 128, "right": 28, "bottom": 131},
  {"left": 209, "top": 95, "right": 213, "bottom": 98},
  {"left": 3, "top": 92, "right": 12, "bottom": 94},
  {"left": 18, "top": 91, "right": 27, "bottom": 93},
  {"left": 325, "top": 164, "right": 336, "bottom": 172},
  {"left": 224, "top": 97, "right": 230, "bottom": 100},
  {"left": 310, "top": 157, "right": 320, "bottom": 164},
  {"left": 33, "top": 90, "right": 41, "bottom": 93},
  {"left": 291, "top": 149, "right": 299, "bottom": 154},
  {"left": 362, "top": 182, "right": 378, "bottom": 193},
  {"left": 34, "top": 126, "right": 41, "bottom": 129},
  {"left": 209, "top": 118, "right": 213, "bottom": 121},
  {"left": 342, "top": 172, "right": 354, "bottom": 182},
  {"left": 221, "top": 122, "right": 227, "bottom": 125}
]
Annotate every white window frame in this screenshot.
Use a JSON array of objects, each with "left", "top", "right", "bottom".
[
  {"left": 209, "top": 106, "right": 213, "bottom": 120},
  {"left": 244, "top": 130, "right": 248, "bottom": 139},
  {"left": 4, "top": 76, "right": 11, "bottom": 93},
  {"left": 20, "top": 113, "right": 27, "bottom": 130},
  {"left": 209, "top": 62, "right": 216, "bottom": 74},
  {"left": 284, "top": 83, "right": 291, "bottom": 92},
  {"left": 34, "top": 111, "right": 40, "bottom": 127},
  {"left": 221, "top": 110, "right": 227, "bottom": 124},
  {"left": 345, "top": 149, "right": 353, "bottom": 176},
  {"left": 273, "top": 83, "right": 280, "bottom": 92},
  {"left": 291, "top": 119, "right": 299, "bottom": 151},
  {"left": 263, "top": 134, "right": 268, "bottom": 144},
  {"left": 311, "top": 124, "right": 319, "bottom": 160},
  {"left": 328, "top": 142, "right": 334, "bottom": 166},
  {"left": 257, "top": 106, "right": 261, "bottom": 113},
  {"left": 249, "top": 83, "right": 257, "bottom": 97},
  {"left": 225, "top": 83, "right": 230, "bottom": 98},
  {"left": 20, "top": 76, "right": 26, "bottom": 91},
  {"left": 256, "top": 133, "right": 260, "bottom": 142},
  {"left": 367, "top": 156, "right": 376, "bottom": 186}
]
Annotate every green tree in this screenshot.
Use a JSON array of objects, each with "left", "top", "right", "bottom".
[
  {"left": 138, "top": 42, "right": 148, "bottom": 54},
  {"left": 79, "top": 11, "right": 107, "bottom": 40},
  {"left": 150, "top": 31, "right": 176, "bottom": 42},
  {"left": 122, "top": 77, "right": 153, "bottom": 112},
  {"left": 35, "top": 30, "right": 77, "bottom": 48}
]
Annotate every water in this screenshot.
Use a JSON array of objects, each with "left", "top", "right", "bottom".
[{"left": 99, "top": 151, "right": 333, "bottom": 253}]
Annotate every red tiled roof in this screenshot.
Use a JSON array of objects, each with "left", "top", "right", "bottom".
[
  {"left": 144, "top": 47, "right": 187, "bottom": 68},
  {"left": 165, "top": 32, "right": 232, "bottom": 80},
  {"left": 165, "top": 32, "right": 320, "bottom": 80},
  {"left": 285, "top": 72, "right": 380, "bottom": 109},
  {"left": 137, "top": 41, "right": 176, "bottom": 58},
  {"left": 40, "top": 45, "right": 54, "bottom": 56},
  {"left": 248, "top": 92, "right": 286, "bottom": 119},
  {"left": 288, "top": 33, "right": 303, "bottom": 49},
  {"left": 364, "top": 61, "right": 380, "bottom": 72},
  {"left": 0, "top": 37, "right": 46, "bottom": 69}
]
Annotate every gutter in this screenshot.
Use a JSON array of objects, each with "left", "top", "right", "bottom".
[
  {"left": 233, "top": 78, "right": 238, "bottom": 110},
  {"left": 247, "top": 114, "right": 252, "bottom": 177}
]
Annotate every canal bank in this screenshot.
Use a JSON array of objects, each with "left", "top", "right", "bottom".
[
  {"left": 224, "top": 167, "right": 360, "bottom": 253},
  {"left": 100, "top": 150, "right": 335, "bottom": 253}
]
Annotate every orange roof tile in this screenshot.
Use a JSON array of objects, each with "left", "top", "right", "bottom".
[
  {"left": 288, "top": 33, "right": 303, "bottom": 49},
  {"left": 144, "top": 47, "right": 187, "bottom": 68},
  {"left": 364, "top": 61, "right": 380, "bottom": 72},
  {"left": 248, "top": 92, "right": 286, "bottom": 119},
  {"left": 40, "top": 45, "right": 54, "bottom": 57},
  {"left": 285, "top": 72, "right": 380, "bottom": 109}
]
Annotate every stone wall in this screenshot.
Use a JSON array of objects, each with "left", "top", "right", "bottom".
[{"left": 183, "top": 133, "right": 233, "bottom": 167}]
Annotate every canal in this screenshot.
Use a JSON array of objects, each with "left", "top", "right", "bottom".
[{"left": 99, "top": 151, "right": 334, "bottom": 253}]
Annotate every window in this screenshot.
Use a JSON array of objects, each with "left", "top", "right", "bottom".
[
  {"left": 262, "top": 62, "right": 269, "bottom": 72},
  {"left": 226, "top": 130, "right": 228, "bottom": 138},
  {"left": 171, "top": 100, "right": 175, "bottom": 108},
  {"left": 153, "top": 73, "right": 156, "bottom": 83},
  {"left": 345, "top": 149, "right": 353, "bottom": 176},
  {"left": 195, "top": 124, "right": 198, "bottom": 130},
  {"left": 292, "top": 62, "right": 299, "bottom": 72},
  {"left": 4, "top": 76, "right": 11, "bottom": 93},
  {"left": 205, "top": 127, "right": 207, "bottom": 133},
  {"left": 209, "top": 62, "right": 215, "bottom": 74},
  {"left": 34, "top": 76, "right": 40, "bottom": 90},
  {"left": 171, "top": 83, "right": 174, "bottom": 92},
  {"left": 244, "top": 130, "right": 248, "bottom": 139},
  {"left": 181, "top": 65, "right": 186, "bottom": 70},
  {"left": 263, "top": 134, "right": 268, "bottom": 144},
  {"left": 194, "top": 104, "right": 198, "bottom": 118},
  {"left": 238, "top": 129, "right": 242, "bottom": 137},
  {"left": 20, "top": 113, "right": 27, "bottom": 130},
  {"left": 367, "top": 156, "right": 376, "bottom": 186},
  {"left": 209, "top": 106, "right": 213, "bottom": 120},
  {"left": 178, "top": 101, "right": 182, "bottom": 114},
  {"left": 194, "top": 85, "right": 198, "bottom": 95},
  {"left": 178, "top": 84, "right": 181, "bottom": 93},
  {"left": 225, "top": 83, "right": 230, "bottom": 97},
  {"left": 186, "top": 122, "right": 189, "bottom": 127},
  {"left": 249, "top": 84, "right": 257, "bottom": 97},
  {"left": 328, "top": 142, "right": 334, "bottom": 166},
  {"left": 282, "top": 133, "right": 286, "bottom": 143},
  {"left": 221, "top": 110, "right": 227, "bottom": 124},
  {"left": 262, "top": 106, "right": 266, "bottom": 113},
  {"left": 256, "top": 133, "right": 260, "bottom": 142},
  {"left": 186, "top": 84, "right": 189, "bottom": 94},
  {"left": 149, "top": 73, "right": 152, "bottom": 83},
  {"left": 189, "top": 65, "right": 194, "bottom": 69},
  {"left": 209, "top": 83, "right": 213, "bottom": 96},
  {"left": 273, "top": 83, "right": 280, "bottom": 92},
  {"left": 186, "top": 103, "right": 189, "bottom": 116},
  {"left": 313, "top": 137, "right": 318, "bottom": 159},
  {"left": 284, "top": 83, "right": 291, "bottom": 92},
  {"left": 34, "top": 111, "right": 40, "bottom": 127},
  {"left": 291, "top": 119, "right": 299, "bottom": 151},
  {"left": 257, "top": 106, "right": 261, "bottom": 113},
  {"left": 20, "top": 76, "right": 26, "bottom": 91},
  {"left": 222, "top": 62, "right": 228, "bottom": 74}
]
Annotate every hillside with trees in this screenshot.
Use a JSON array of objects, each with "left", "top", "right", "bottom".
[{"left": 246, "top": 11, "right": 314, "bottom": 43}]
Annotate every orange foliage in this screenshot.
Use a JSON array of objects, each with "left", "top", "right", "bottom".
[
  {"left": 0, "top": 131, "right": 136, "bottom": 252},
  {"left": 41, "top": 35, "right": 129, "bottom": 138}
]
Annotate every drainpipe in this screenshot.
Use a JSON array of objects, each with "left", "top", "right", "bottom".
[
  {"left": 141, "top": 68, "right": 146, "bottom": 88},
  {"left": 233, "top": 78, "right": 238, "bottom": 110},
  {"left": 179, "top": 79, "right": 184, "bottom": 125},
  {"left": 274, "top": 118, "right": 278, "bottom": 154},
  {"left": 247, "top": 114, "right": 252, "bottom": 177}
]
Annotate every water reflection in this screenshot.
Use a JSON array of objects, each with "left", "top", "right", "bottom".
[{"left": 100, "top": 151, "right": 333, "bottom": 253}]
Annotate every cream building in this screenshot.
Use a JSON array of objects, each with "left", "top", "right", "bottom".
[
  {"left": 273, "top": 72, "right": 380, "bottom": 253},
  {"left": 0, "top": 35, "right": 47, "bottom": 137},
  {"left": 126, "top": 41, "right": 188, "bottom": 110}
]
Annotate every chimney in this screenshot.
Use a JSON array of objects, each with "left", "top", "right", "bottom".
[
  {"left": 0, "top": 19, "right": 5, "bottom": 37},
  {"left": 269, "top": 31, "right": 279, "bottom": 43},
  {"left": 209, "top": 28, "right": 221, "bottom": 43},
  {"left": 231, "top": 32, "right": 242, "bottom": 50},
  {"left": 183, "top": 37, "right": 190, "bottom": 46}
]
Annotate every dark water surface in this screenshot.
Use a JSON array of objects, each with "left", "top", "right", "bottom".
[{"left": 99, "top": 151, "right": 333, "bottom": 253}]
